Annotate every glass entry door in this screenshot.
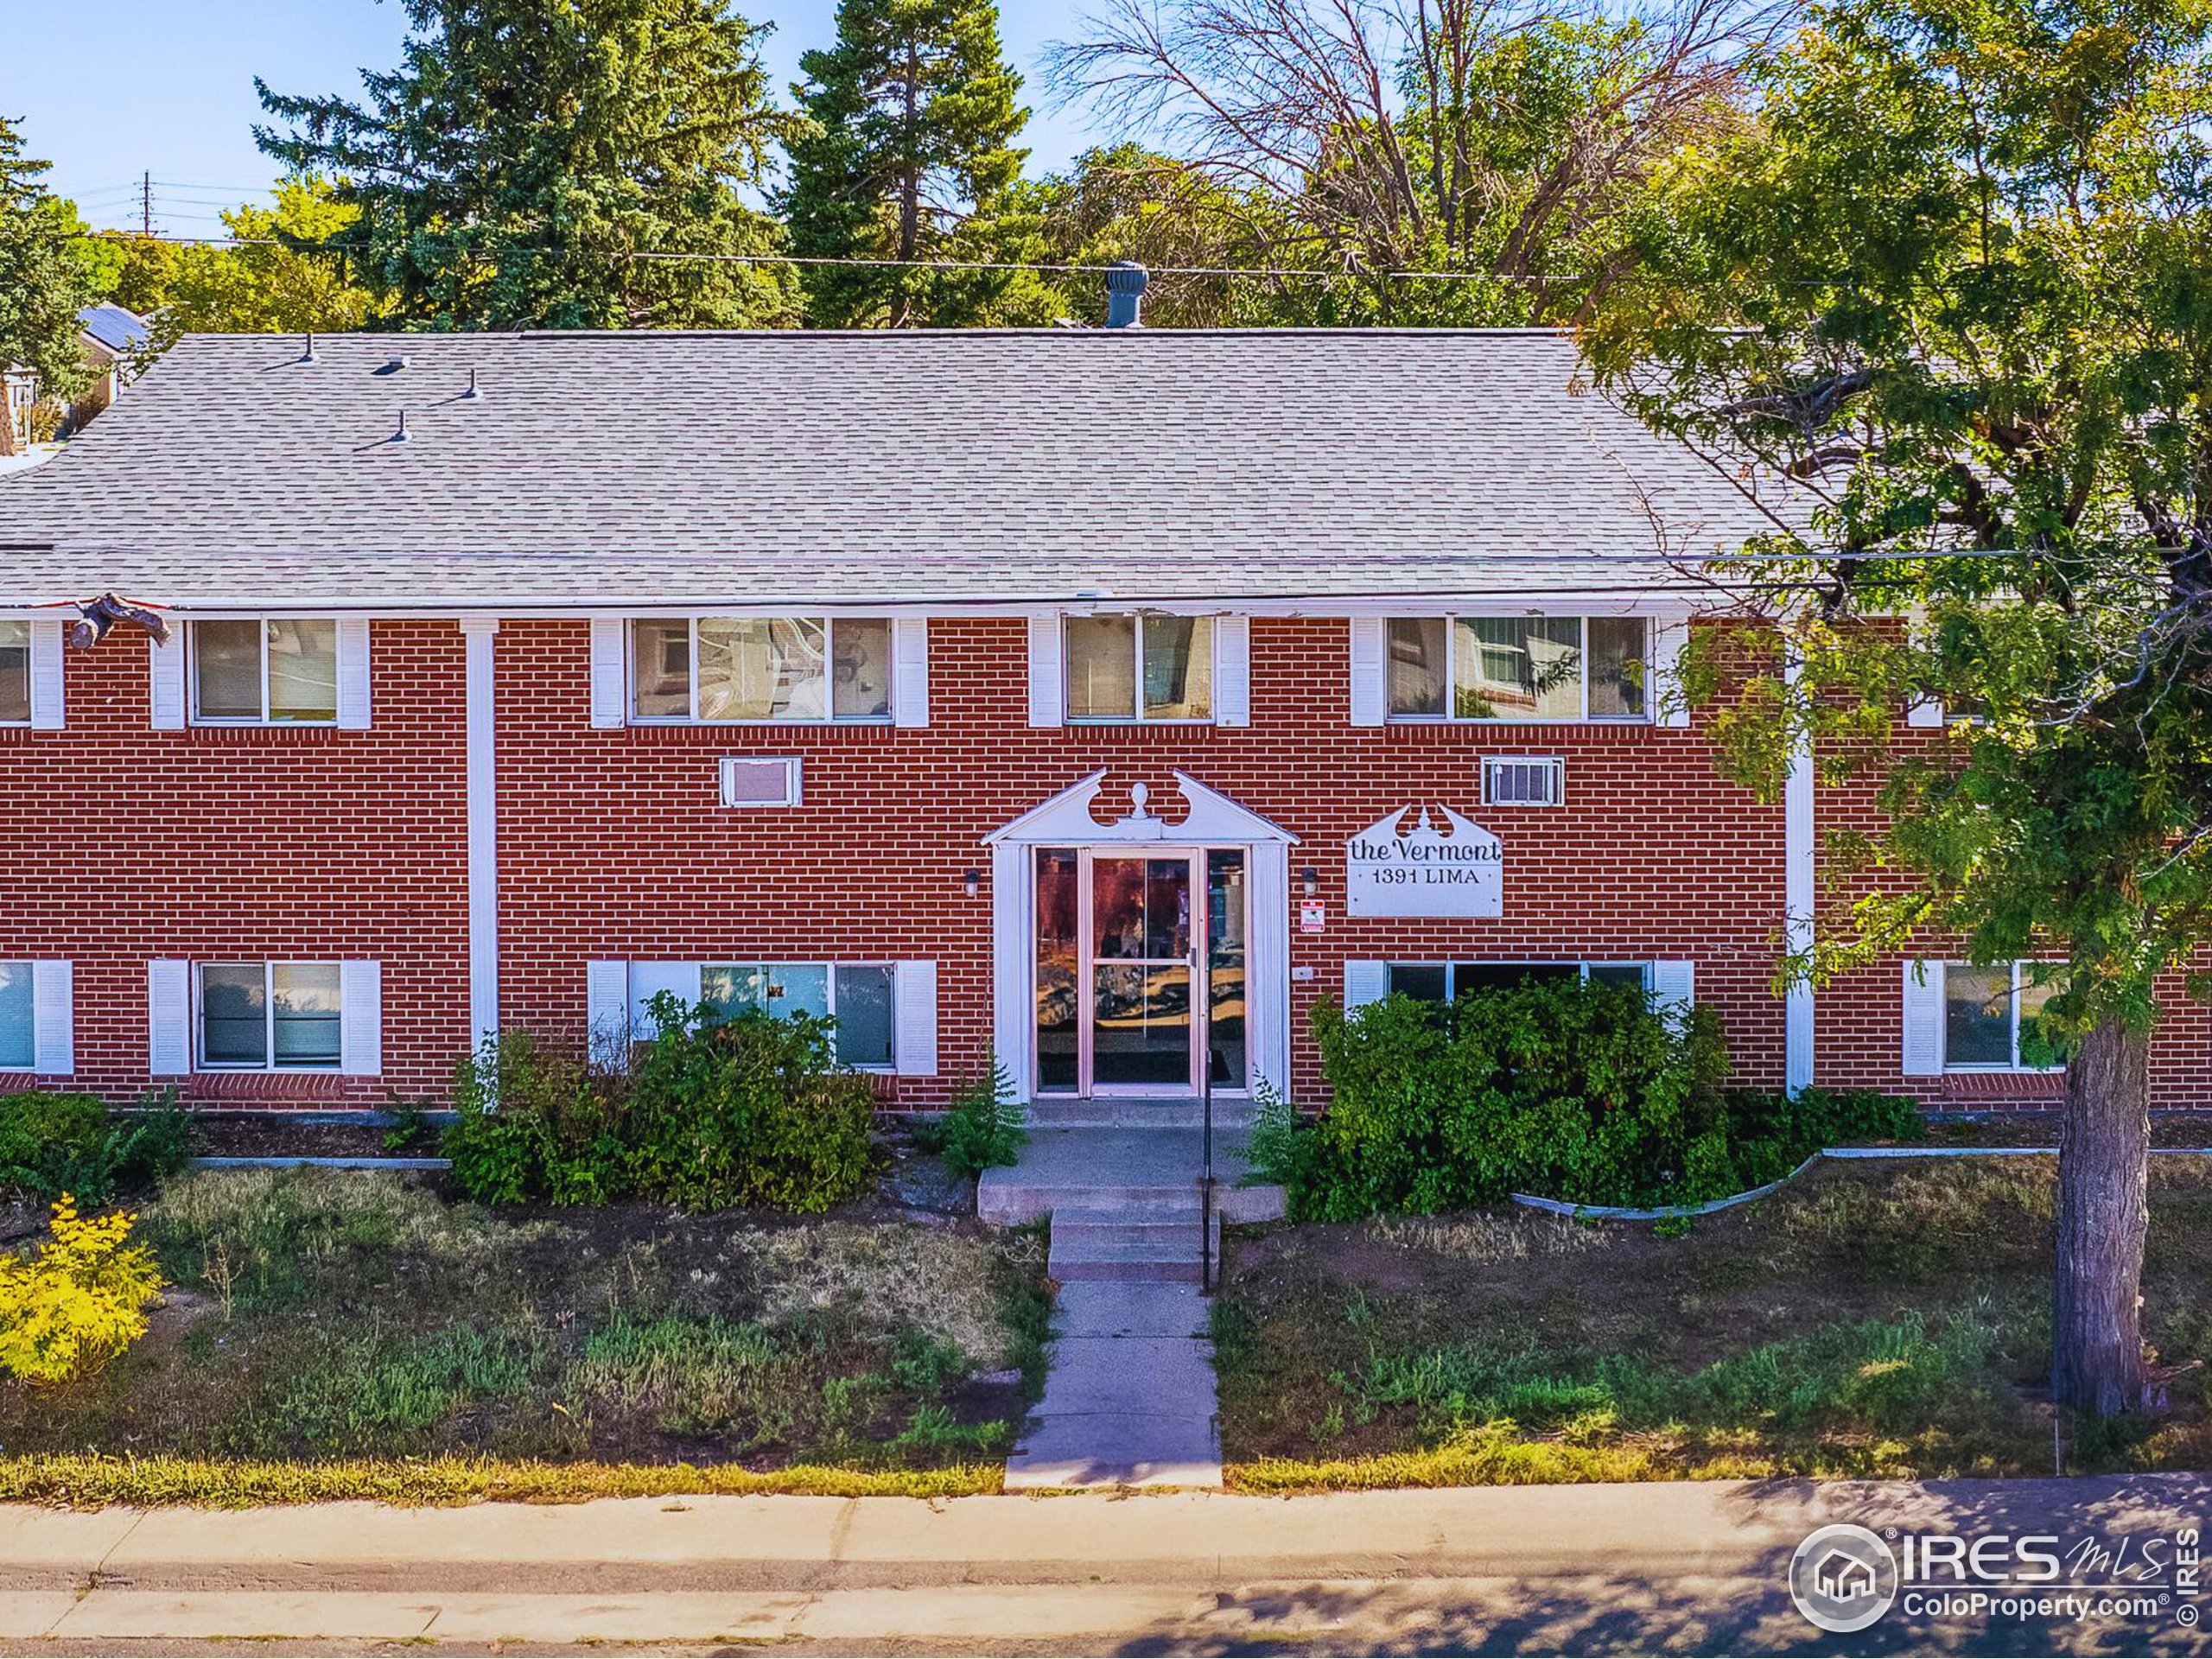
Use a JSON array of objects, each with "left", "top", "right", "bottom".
[
  {"left": 1087, "top": 854, "right": 1198, "bottom": 1092},
  {"left": 1035, "top": 846, "right": 1249, "bottom": 1096}
]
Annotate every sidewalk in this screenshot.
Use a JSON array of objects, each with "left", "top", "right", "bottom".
[{"left": 1, "top": 1475, "right": 2204, "bottom": 1652}]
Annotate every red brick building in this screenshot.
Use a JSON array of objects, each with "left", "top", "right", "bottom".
[{"left": 0, "top": 325, "right": 2191, "bottom": 1113}]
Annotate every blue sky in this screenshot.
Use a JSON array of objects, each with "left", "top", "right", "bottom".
[{"left": 6, "top": 0, "right": 1102, "bottom": 233}]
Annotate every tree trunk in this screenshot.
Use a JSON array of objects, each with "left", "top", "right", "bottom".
[{"left": 2052, "top": 1015, "right": 2154, "bottom": 1416}]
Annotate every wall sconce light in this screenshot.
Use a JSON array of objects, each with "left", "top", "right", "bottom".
[
  {"left": 1300, "top": 867, "right": 1319, "bottom": 898},
  {"left": 963, "top": 868, "right": 982, "bottom": 899}
]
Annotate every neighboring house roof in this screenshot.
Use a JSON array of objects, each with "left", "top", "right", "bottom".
[
  {"left": 77, "top": 302, "right": 152, "bottom": 356},
  {"left": 0, "top": 328, "right": 1789, "bottom": 611}
]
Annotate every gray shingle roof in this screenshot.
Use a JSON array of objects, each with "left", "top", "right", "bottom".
[{"left": 0, "top": 328, "right": 1787, "bottom": 610}]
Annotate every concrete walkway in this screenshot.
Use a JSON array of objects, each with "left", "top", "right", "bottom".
[
  {"left": 0, "top": 1476, "right": 2203, "bottom": 1652},
  {"left": 1002, "top": 1281, "right": 1221, "bottom": 1489},
  {"left": 980, "top": 1121, "right": 1281, "bottom": 1489}
]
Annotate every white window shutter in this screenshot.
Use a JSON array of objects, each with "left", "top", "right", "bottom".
[
  {"left": 149, "top": 633, "right": 186, "bottom": 730},
  {"left": 340, "top": 961, "right": 383, "bottom": 1076},
  {"left": 586, "top": 960, "right": 632, "bottom": 1066},
  {"left": 1651, "top": 960, "right": 1696, "bottom": 1021},
  {"left": 31, "top": 961, "right": 73, "bottom": 1075},
  {"left": 893, "top": 617, "right": 930, "bottom": 728},
  {"left": 1215, "top": 614, "right": 1251, "bottom": 726},
  {"left": 148, "top": 959, "right": 190, "bottom": 1074},
  {"left": 1027, "top": 613, "right": 1065, "bottom": 727},
  {"left": 1348, "top": 618, "right": 1386, "bottom": 727},
  {"left": 1906, "top": 697, "right": 1946, "bottom": 728},
  {"left": 28, "top": 620, "right": 63, "bottom": 729},
  {"left": 629, "top": 962, "right": 702, "bottom": 1036},
  {"left": 894, "top": 960, "right": 939, "bottom": 1077},
  {"left": 335, "top": 619, "right": 372, "bottom": 729},
  {"left": 1902, "top": 959, "right": 1945, "bottom": 1075},
  {"left": 589, "top": 618, "right": 627, "bottom": 728},
  {"left": 1653, "top": 618, "right": 1691, "bottom": 729},
  {"left": 1344, "top": 960, "right": 1388, "bottom": 1012}
]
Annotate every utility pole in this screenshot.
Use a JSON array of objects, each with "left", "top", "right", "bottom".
[{"left": 141, "top": 172, "right": 152, "bottom": 238}]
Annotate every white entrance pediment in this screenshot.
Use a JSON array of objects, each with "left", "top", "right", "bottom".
[{"left": 984, "top": 770, "right": 1299, "bottom": 848}]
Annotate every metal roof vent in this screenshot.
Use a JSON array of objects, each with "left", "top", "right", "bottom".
[
  {"left": 375, "top": 354, "right": 410, "bottom": 376},
  {"left": 1105, "top": 262, "right": 1148, "bottom": 328},
  {"left": 461, "top": 368, "right": 480, "bottom": 401},
  {"left": 391, "top": 410, "right": 410, "bottom": 443},
  {"left": 299, "top": 331, "right": 317, "bottom": 365}
]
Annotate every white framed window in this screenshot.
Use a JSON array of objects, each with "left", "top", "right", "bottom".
[
  {"left": 1065, "top": 613, "right": 1214, "bottom": 722},
  {"left": 195, "top": 962, "right": 344, "bottom": 1071},
  {"left": 1385, "top": 961, "right": 1652, "bottom": 1003},
  {"left": 699, "top": 961, "right": 898, "bottom": 1070},
  {"left": 630, "top": 616, "right": 893, "bottom": 723},
  {"left": 191, "top": 619, "right": 340, "bottom": 724},
  {"left": 1385, "top": 615, "right": 1649, "bottom": 722},
  {"left": 1942, "top": 961, "right": 2063, "bottom": 1071},
  {"left": 0, "top": 621, "right": 29, "bottom": 726}
]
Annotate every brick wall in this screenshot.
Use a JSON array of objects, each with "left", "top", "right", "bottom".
[
  {"left": 497, "top": 616, "right": 1789, "bottom": 1108},
  {"left": 11, "top": 612, "right": 2200, "bottom": 1113},
  {"left": 0, "top": 620, "right": 470, "bottom": 1106}
]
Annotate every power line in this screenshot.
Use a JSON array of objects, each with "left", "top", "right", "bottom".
[{"left": 60, "top": 230, "right": 1815, "bottom": 289}]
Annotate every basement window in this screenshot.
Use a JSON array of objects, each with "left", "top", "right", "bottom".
[
  {"left": 1942, "top": 962, "right": 2065, "bottom": 1071},
  {"left": 699, "top": 962, "right": 896, "bottom": 1070},
  {"left": 1386, "top": 962, "right": 1651, "bottom": 1003},
  {"left": 196, "top": 962, "right": 342, "bottom": 1070}
]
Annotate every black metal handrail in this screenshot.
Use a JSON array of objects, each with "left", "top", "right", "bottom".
[{"left": 1196, "top": 942, "right": 1216, "bottom": 1293}]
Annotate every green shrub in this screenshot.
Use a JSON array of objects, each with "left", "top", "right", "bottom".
[
  {"left": 445, "top": 997, "right": 877, "bottom": 1213},
  {"left": 1242, "top": 1077, "right": 1310, "bottom": 1189},
  {"left": 921, "top": 1055, "right": 1027, "bottom": 1179},
  {"left": 1286, "top": 978, "right": 1732, "bottom": 1218},
  {"left": 1279, "top": 983, "right": 1925, "bottom": 1219},
  {"left": 0, "top": 1090, "right": 192, "bottom": 1206}
]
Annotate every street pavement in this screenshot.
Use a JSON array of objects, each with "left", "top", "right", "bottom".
[{"left": 0, "top": 1474, "right": 2205, "bottom": 1655}]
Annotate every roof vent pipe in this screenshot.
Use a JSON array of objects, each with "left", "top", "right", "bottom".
[{"left": 1104, "top": 262, "right": 1148, "bottom": 328}]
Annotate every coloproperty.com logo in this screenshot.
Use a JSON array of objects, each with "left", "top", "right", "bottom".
[{"left": 1788, "top": 1522, "right": 2203, "bottom": 1634}]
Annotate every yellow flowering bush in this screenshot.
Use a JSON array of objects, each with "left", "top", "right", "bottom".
[{"left": 0, "top": 1197, "right": 163, "bottom": 1386}]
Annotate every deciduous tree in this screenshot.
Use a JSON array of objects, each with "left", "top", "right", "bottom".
[
  {"left": 1050, "top": 0, "right": 1776, "bottom": 322},
  {"left": 1583, "top": 0, "right": 2212, "bottom": 1415}
]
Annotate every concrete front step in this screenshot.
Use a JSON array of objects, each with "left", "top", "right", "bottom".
[
  {"left": 1022, "top": 1098, "right": 1260, "bottom": 1131},
  {"left": 1048, "top": 1209, "right": 1222, "bottom": 1285}
]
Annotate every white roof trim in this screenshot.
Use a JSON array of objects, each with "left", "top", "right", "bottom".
[{"left": 984, "top": 769, "right": 1300, "bottom": 848}]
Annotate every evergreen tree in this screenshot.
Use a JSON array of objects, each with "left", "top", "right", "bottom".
[
  {"left": 255, "top": 0, "right": 799, "bottom": 330},
  {"left": 780, "top": 0, "right": 1039, "bottom": 327},
  {"left": 0, "top": 118, "right": 97, "bottom": 428}
]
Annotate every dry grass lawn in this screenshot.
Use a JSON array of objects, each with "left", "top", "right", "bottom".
[{"left": 1217, "top": 1157, "right": 2212, "bottom": 1490}]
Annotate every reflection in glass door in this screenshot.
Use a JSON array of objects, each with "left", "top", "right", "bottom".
[
  {"left": 1089, "top": 854, "right": 1196, "bottom": 1091},
  {"left": 1033, "top": 847, "right": 1250, "bottom": 1096}
]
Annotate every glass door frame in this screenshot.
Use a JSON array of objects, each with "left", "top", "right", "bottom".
[{"left": 1079, "top": 848, "right": 1205, "bottom": 1097}]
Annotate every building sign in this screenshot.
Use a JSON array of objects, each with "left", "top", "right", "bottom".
[
  {"left": 1345, "top": 806, "right": 1503, "bottom": 918},
  {"left": 1299, "top": 901, "right": 1326, "bottom": 933}
]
